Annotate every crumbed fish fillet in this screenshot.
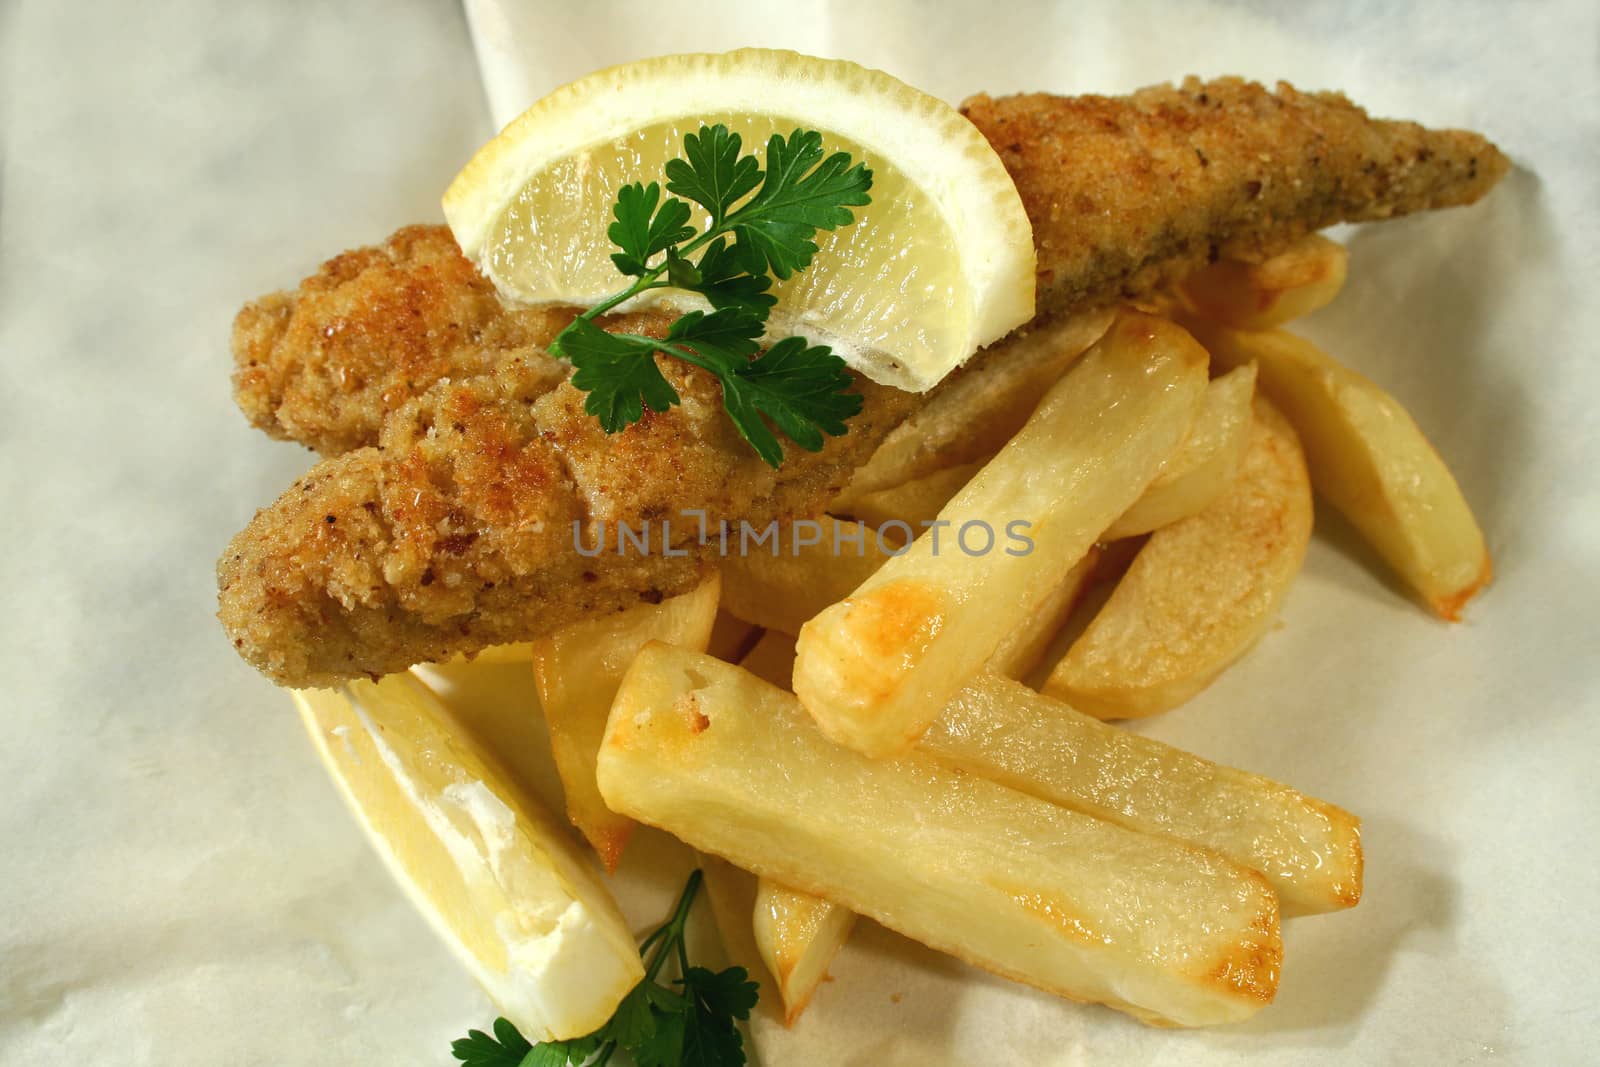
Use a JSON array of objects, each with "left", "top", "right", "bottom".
[
  {"left": 218, "top": 349, "right": 920, "bottom": 686},
  {"left": 961, "top": 76, "right": 1506, "bottom": 318},
  {"left": 234, "top": 78, "right": 1506, "bottom": 458},
  {"left": 220, "top": 77, "right": 1507, "bottom": 686}
]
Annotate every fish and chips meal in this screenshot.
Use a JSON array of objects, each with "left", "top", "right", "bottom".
[{"left": 217, "top": 49, "right": 1505, "bottom": 1062}]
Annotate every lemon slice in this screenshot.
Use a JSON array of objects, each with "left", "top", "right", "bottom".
[
  {"left": 294, "top": 673, "right": 642, "bottom": 1041},
  {"left": 443, "top": 48, "right": 1035, "bottom": 392}
]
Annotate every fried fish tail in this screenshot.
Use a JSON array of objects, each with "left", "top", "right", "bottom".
[{"left": 963, "top": 76, "right": 1509, "bottom": 318}]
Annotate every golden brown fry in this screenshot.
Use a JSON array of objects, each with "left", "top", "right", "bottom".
[
  {"left": 753, "top": 879, "right": 856, "bottom": 1026},
  {"left": 598, "top": 645, "right": 1282, "bottom": 1028},
  {"left": 1188, "top": 321, "right": 1491, "bottom": 619},
  {"left": 1179, "top": 234, "right": 1348, "bottom": 329},
  {"left": 719, "top": 517, "right": 899, "bottom": 636},
  {"left": 1103, "top": 364, "right": 1257, "bottom": 541},
  {"left": 747, "top": 627, "right": 1359, "bottom": 914},
  {"left": 921, "top": 673, "right": 1362, "bottom": 915},
  {"left": 1044, "top": 400, "right": 1313, "bottom": 718},
  {"left": 838, "top": 311, "right": 1113, "bottom": 500},
  {"left": 795, "top": 313, "right": 1208, "bottom": 757},
  {"left": 986, "top": 550, "right": 1100, "bottom": 680},
  {"left": 530, "top": 575, "right": 720, "bottom": 871}
]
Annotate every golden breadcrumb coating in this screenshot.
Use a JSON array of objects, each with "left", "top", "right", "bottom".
[
  {"left": 232, "top": 224, "right": 672, "bottom": 455},
  {"left": 961, "top": 76, "right": 1507, "bottom": 318},
  {"left": 219, "top": 77, "right": 1509, "bottom": 686},
  {"left": 219, "top": 354, "right": 914, "bottom": 686}
]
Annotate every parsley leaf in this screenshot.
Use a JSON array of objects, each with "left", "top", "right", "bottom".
[
  {"left": 675, "top": 238, "right": 775, "bottom": 318},
  {"left": 721, "top": 336, "right": 864, "bottom": 466},
  {"left": 664, "top": 309, "right": 765, "bottom": 370},
  {"left": 523, "top": 1038, "right": 597, "bottom": 1067},
  {"left": 549, "top": 123, "right": 873, "bottom": 466},
  {"left": 728, "top": 129, "right": 872, "bottom": 280},
  {"left": 608, "top": 182, "right": 696, "bottom": 277},
  {"left": 682, "top": 967, "right": 760, "bottom": 1023},
  {"left": 663, "top": 124, "right": 763, "bottom": 224},
  {"left": 678, "top": 966, "right": 761, "bottom": 1067},
  {"left": 448, "top": 1018, "right": 531, "bottom": 1067},
  {"left": 450, "top": 871, "right": 759, "bottom": 1067},
  {"left": 558, "top": 317, "right": 681, "bottom": 432}
]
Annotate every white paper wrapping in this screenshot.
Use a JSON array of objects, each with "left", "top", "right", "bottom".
[{"left": 2, "top": 1, "right": 1597, "bottom": 1063}]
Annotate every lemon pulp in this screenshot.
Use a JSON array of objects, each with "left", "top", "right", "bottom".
[{"left": 484, "top": 114, "right": 968, "bottom": 381}]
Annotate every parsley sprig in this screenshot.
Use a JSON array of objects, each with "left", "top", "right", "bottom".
[
  {"left": 548, "top": 124, "right": 873, "bottom": 467},
  {"left": 450, "top": 869, "right": 759, "bottom": 1067}
]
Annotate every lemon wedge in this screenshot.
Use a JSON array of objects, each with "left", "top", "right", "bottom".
[
  {"left": 443, "top": 48, "right": 1035, "bottom": 392},
  {"left": 294, "top": 673, "right": 642, "bottom": 1041}
]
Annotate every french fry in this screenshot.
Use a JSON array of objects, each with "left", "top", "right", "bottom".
[
  {"left": 1103, "top": 364, "right": 1257, "bottom": 540},
  {"left": 735, "top": 631, "right": 790, "bottom": 692},
  {"left": 442, "top": 642, "right": 534, "bottom": 666},
  {"left": 986, "top": 549, "right": 1100, "bottom": 680},
  {"left": 1179, "top": 234, "right": 1348, "bottom": 330},
  {"left": 736, "top": 631, "right": 857, "bottom": 1023},
  {"left": 705, "top": 610, "right": 760, "bottom": 663},
  {"left": 841, "top": 458, "right": 991, "bottom": 542},
  {"left": 720, "top": 516, "right": 896, "bottom": 635},
  {"left": 838, "top": 309, "right": 1114, "bottom": 501},
  {"left": 753, "top": 879, "right": 858, "bottom": 1025},
  {"left": 529, "top": 574, "right": 720, "bottom": 871},
  {"left": 920, "top": 673, "right": 1360, "bottom": 915},
  {"left": 598, "top": 645, "right": 1282, "bottom": 1028},
  {"left": 1044, "top": 400, "right": 1313, "bottom": 719},
  {"left": 1189, "top": 321, "right": 1491, "bottom": 619},
  {"left": 697, "top": 853, "right": 776, "bottom": 995},
  {"left": 749, "top": 624, "right": 1359, "bottom": 914},
  {"left": 795, "top": 312, "right": 1209, "bottom": 756}
]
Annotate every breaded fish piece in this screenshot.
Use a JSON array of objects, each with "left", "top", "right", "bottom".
[
  {"left": 232, "top": 225, "right": 673, "bottom": 455},
  {"left": 220, "top": 78, "right": 1508, "bottom": 686},
  {"left": 219, "top": 348, "right": 918, "bottom": 686},
  {"left": 962, "top": 76, "right": 1506, "bottom": 318},
  {"left": 235, "top": 79, "right": 1506, "bottom": 458}
]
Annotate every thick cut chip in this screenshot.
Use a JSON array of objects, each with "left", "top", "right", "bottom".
[
  {"left": 1045, "top": 401, "right": 1313, "bottom": 719},
  {"left": 720, "top": 516, "right": 897, "bottom": 635},
  {"left": 1189, "top": 321, "right": 1490, "bottom": 618},
  {"left": 597, "top": 645, "right": 1281, "bottom": 1027},
  {"left": 795, "top": 311, "right": 1208, "bottom": 756},
  {"left": 753, "top": 879, "right": 858, "bottom": 1025},
  {"left": 985, "top": 550, "right": 1100, "bottom": 680},
  {"left": 530, "top": 574, "right": 720, "bottom": 870},
  {"left": 839, "top": 309, "right": 1114, "bottom": 498},
  {"left": 1179, "top": 235, "right": 1348, "bottom": 330},
  {"left": 1104, "top": 364, "right": 1257, "bottom": 540},
  {"left": 921, "top": 673, "right": 1361, "bottom": 915}
]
